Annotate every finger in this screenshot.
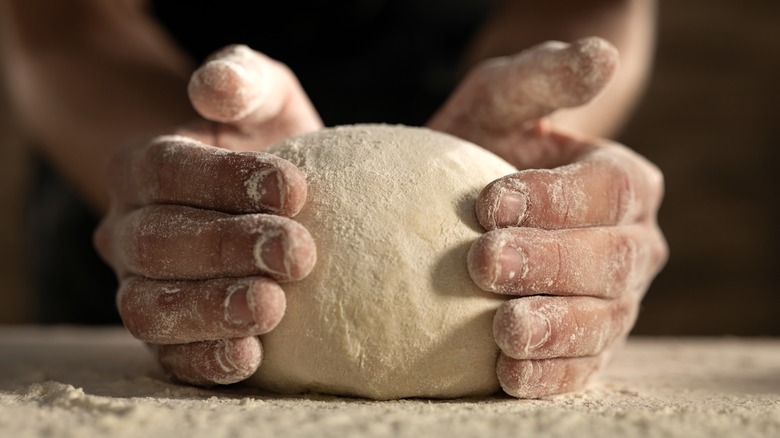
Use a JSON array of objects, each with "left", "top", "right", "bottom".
[
  {"left": 427, "top": 37, "right": 618, "bottom": 146},
  {"left": 119, "top": 277, "right": 285, "bottom": 345},
  {"left": 186, "top": 44, "right": 322, "bottom": 150},
  {"left": 156, "top": 337, "right": 262, "bottom": 386},
  {"left": 189, "top": 45, "right": 284, "bottom": 123},
  {"left": 476, "top": 140, "right": 665, "bottom": 230},
  {"left": 467, "top": 225, "right": 666, "bottom": 298},
  {"left": 493, "top": 295, "right": 635, "bottom": 360},
  {"left": 107, "top": 205, "right": 316, "bottom": 281},
  {"left": 107, "top": 135, "right": 307, "bottom": 216},
  {"left": 497, "top": 353, "right": 606, "bottom": 398}
]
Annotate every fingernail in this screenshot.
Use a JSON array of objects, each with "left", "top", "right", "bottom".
[
  {"left": 253, "top": 231, "right": 290, "bottom": 278},
  {"left": 497, "top": 246, "right": 527, "bottom": 286},
  {"left": 225, "top": 284, "right": 255, "bottom": 325},
  {"left": 248, "top": 169, "right": 284, "bottom": 212},
  {"left": 498, "top": 192, "right": 527, "bottom": 227},
  {"left": 215, "top": 339, "right": 239, "bottom": 374},
  {"left": 225, "top": 282, "right": 284, "bottom": 334},
  {"left": 526, "top": 311, "right": 550, "bottom": 351}
]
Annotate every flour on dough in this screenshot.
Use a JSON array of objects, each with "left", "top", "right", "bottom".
[{"left": 247, "top": 124, "right": 516, "bottom": 399}]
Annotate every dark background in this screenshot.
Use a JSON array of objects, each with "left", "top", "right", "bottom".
[
  {"left": 620, "top": 0, "right": 780, "bottom": 335},
  {"left": 1, "top": 1, "right": 779, "bottom": 334}
]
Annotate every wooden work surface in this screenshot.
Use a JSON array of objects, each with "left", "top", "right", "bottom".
[{"left": 1, "top": 326, "right": 779, "bottom": 437}]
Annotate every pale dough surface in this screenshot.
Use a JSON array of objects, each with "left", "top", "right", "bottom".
[{"left": 247, "top": 124, "right": 515, "bottom": 399}]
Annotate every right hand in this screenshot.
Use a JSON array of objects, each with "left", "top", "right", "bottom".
[
  {"left": 429, "top": 38, "right": 667, "bottom": 397},
  {"left": 94, "top": 45, "right": 322, "bottom": 386}
]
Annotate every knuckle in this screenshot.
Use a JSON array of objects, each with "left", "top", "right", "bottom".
[
  {"left": 609, "top": 164, "right": 636, "bottom": 224},
  {"left": 92, "top": 219, "right": 113, "bottom": 263},
  {"left": 601, "top": 146, "right": 662, "bottom": 224},
  {"left": 115, "top": 280, "right": 142, "bottom": 338},
  {"left": 641, "top": 159, "right": 666, "bottom": 211},
  {"left": 549, "top": 239, "right": 567, "bottom": 288},
  {"left": 609, "top": 232, "right": 639, "bottom": 292},
  {"left": 622, "top": 304, "right": 639, "bottom": 335},
  {"left": 646, "top": 161, "right": 665, "bottom": 195},
  {"left": 145, "top": 135, "right": 176, "bottom": 164},
  {"left": 651, "top": 225, "right": 670, "bottom": 270},
  {"left": 121, "top": 207, "right": 168, "bottom": 277},
  {"left": 627, "top": 149, "right": 666, "bottom": 210},
  {"left": 610, "top": 296, "right": 639, "bottom": 340},
  {"left": 156, "top": 344, "right": 196, "bottom": 385}
]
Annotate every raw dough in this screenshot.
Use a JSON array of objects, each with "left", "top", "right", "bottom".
[{"left": 248, "top": 124, "right": 515, "bottom": 399}]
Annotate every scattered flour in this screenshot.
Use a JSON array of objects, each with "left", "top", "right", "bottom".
[{"left": 3, "top": 327, "right": 780, "bottom": 438}]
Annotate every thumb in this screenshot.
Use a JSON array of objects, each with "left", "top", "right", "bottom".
[
  {"left": 185, "top": 45, "right": 322, "bottom": 151},
  {"left": 427, "top": 37, "right": 618, "bottom": 150}
]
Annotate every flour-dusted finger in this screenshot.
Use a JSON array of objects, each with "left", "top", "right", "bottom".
[
  {"left": 497, "top": 353, "right": 606, "bottom": 398},
  {"left": 187, "top": 44, "right": 322, "bottom": 149},
  {"left": 476, "top": 140, "right": 664, "bottom": 230},
  {"left": 493, "top": 296, "right": 636, "bottom": 360},
  {"left": 189, "top": 45, "right": 284, "bottom": 124},
  {"left": 427, "top": 37, "right": 618, "bottom": 148},
  {"left": 156, "top": 337, "right": 262, "bottom": 386},
  {"left": 468, "top": 224, "right": 666, "bottom": 298},
  {"left": 119, "top": 277, "right": 285, "bottom": 345},
  {"left": 107, "top": 135, "right": 307, "bottom": 216},
  {"left": 109, "top": 205, "right": 316, "bottom": 281}
]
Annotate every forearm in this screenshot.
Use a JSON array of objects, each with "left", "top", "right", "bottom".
[
  {"left": 463, "top": 0, "right": 656, "bottom": 138},
  {"left": 0, "top": 0, "right": 196, "bottom": 211}
]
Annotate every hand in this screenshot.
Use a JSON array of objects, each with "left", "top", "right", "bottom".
[
  {"left": 429, "top": 37, "right": 668, "bottom": 398},
  {"left": 94, "top": 45, "right": 322, "bottom": 385}
]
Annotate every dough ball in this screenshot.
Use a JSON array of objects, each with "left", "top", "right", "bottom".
[{"left": 247, "top": 124, "right": 516, "bottom": 399}]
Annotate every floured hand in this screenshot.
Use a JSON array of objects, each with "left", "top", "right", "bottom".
[
  {"left": 94, "top": 45, "right": 321, "bottom": 386},
  {"left": 429, "top": 37, "right": 668, "bottom": 398}
]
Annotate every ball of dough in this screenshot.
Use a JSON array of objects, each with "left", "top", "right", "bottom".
[{"left": 248, "top": 124, "right": 516, "bottom": 399}]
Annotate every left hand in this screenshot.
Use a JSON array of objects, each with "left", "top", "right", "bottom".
[
  {"left": 94, "top": 45, "right": 322, "bottom": 386},
  {"left": 428, "top": 37, "right": 668, "bottom": 398}
]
